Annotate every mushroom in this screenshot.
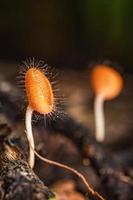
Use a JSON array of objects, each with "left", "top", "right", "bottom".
[
  {"left": 25, "top": 66, "right": 55, "bottom": 168},
  {"left": 90, "top": 65, "right": 123, "bottom": 142}
]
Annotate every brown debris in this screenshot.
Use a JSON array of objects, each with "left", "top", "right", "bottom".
[{"left": 52, "top": 180, "right": 85, "bottom": 200}]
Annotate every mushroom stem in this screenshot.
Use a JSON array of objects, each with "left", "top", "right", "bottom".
[
  {"left": 94, "top": 96, "right": 105, "bottom": 142},
  {"left": 25, "top": 105, "right": 35, "bottom": 168}
]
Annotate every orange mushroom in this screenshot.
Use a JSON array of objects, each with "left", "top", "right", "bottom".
[
  {"left": 90, "top": 65, "right": 123, "bottom": 142},
  {"left": 25, "top": 67, "right": 55, "bottom": 168}
]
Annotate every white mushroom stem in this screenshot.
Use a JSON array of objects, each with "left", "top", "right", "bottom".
[
  {"left": 25, "top": 105, "right": 35, "bottom": 168},
  {"left": 94, "top": 95, "right": 105, "bottom": 142}
]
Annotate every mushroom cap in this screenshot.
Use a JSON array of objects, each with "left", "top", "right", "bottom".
[
  {"left": 25, "top": 67, "right": 54, "bottom": 114},
  {"left": 90, "top": 65, "right": 123, "bottom": 100}
]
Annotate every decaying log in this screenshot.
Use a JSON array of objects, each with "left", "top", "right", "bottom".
[{"left": 0, "top": 124, "right": 55, "bottom": 200}]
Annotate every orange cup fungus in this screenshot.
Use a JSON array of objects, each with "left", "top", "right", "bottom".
[
  {"left": 23, "top": 64, "right": 55, "bottom": 168},
  {"left": 90, "top": 64, "right": 123, "bottom": 142}
]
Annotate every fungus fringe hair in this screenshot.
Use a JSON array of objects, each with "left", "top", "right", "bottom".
[
  {"left": 18, "top": 58, "right": 105, "bottom": 200},
  {"left": 18, "top": 58, "right": 65, "bottom": 121}
]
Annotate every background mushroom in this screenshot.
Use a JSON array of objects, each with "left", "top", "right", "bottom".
[{"left": 90, "top": 65, "right": 123, "bottom": 142}]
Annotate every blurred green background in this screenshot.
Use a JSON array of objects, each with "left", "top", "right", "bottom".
[{"left": 0, "top": 0, "right": 133, "bottom": 72}]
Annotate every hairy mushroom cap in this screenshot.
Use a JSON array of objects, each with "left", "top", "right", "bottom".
[
  {"left": 90, "top": 65, "right": 123, "bottom": 100},
  {"left": 25, "top": 67, "right": 54, "bottom": 114}
]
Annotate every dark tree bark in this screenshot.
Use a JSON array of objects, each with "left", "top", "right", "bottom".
[{"left": 0, "top": 124, "right": 55, "bottom": 200}]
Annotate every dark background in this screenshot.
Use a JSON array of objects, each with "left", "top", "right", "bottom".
[{"left": 0, "top": 0, "right": 133, "bottom": 72}]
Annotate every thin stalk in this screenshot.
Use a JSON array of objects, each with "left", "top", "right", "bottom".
[
  {"left": 25, "top": 105, "right": 35, "bottom": 168},
  {"left": 25, "top": 105, "right": 105, "bottom": 200},
  {"left": 94, "top": 96, "right": 105, "bottom": 142},
  {"left": 30, "top": 144, "right": 105, "bottom": 200}
]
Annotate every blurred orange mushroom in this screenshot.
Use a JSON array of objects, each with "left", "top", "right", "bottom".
[{"left": 90, "top": 65, "right": 123, "bottom": 142}]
